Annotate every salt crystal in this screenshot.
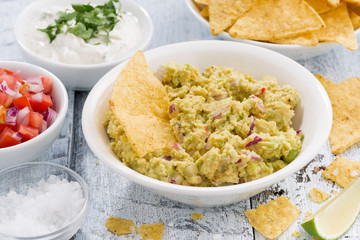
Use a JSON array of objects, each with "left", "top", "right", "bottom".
[
  {"left": 332, "top": 168, "right": 339, "bottom": 176},
  {"left": 0, "top": 175, "right": 85, "bottom": 237},
  {"left": 351, "top": 170, "right": 358, "bottom": 177}
]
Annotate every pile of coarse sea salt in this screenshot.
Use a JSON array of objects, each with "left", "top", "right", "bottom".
[{"left": 0, "top": 175, "right": 85, "bottom": 237}]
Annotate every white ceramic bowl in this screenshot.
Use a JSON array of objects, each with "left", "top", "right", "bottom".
[
  {"left": 14, "top": 0, "right": 153, "bottom": 90},
  {"left": 82, "top": 40, "right": 332, "bottom": 207},
  {"left": 185, "top": 0, "right": 360, "bottom": 60},
  {"left": 0, "top": 162, "right": 89, "bottom": 240},
  {"left": 0, "top": 61, "right": 68, "bottom": 169}
]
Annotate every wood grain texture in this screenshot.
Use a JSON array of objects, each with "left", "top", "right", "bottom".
[{"left": 1, "top": 0, "right": 360, "bottom": 239}]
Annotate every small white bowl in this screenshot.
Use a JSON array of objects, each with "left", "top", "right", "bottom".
[
  {"left": 82, "top": 40, "right": 332, "bottom": 207},
  {"left": 14, "top": 0, "right": 153, "bottom": 90},
  {"left": 185, "top": 0, "right": 360, "bottom": 60},
  {"left": 0, "top": 162, "right": 89, "bottom": 240},
  {"left": 0, "top": 61, "right": 68, "bottom": 169}
]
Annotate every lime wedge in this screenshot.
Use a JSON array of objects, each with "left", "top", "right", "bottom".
[{"left": 302, "top": 176, "right": 360, "bottom": 240}]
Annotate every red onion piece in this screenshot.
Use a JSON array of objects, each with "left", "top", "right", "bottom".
[
  {"left": 39, "top": 120, "right": 48, "bottom": 133},
  {"left": 251, "top": 152, "right": 261, "bottom": 160},
  {"left": 26, "top": 76, "right": 42, "bottom": 84},
  {"left": 169, "top": 103, "right": 179, "bottom": 117},
  {"left": 46, "top": 108, "right": 57, "bottom": 126},
  {"left": 212, "top": 111, "right": 222, "bottom": 119},
  {"left": 296, "top": 130, "right": 302, "bottom": 136},
  {"left": 12, "top": 132, "right": 23, "bottom": 141},
  {"left": 5, "top": 107, "right": 18, "bottom": 125},
  {"left": 236, "top": 158, "right": 242, "bottom": 164},
  {"left": 249, "top": 95, "right": 256, "bottom": 99},
  {"left": 17, "top": 106, "right": 30, "bottom": 126},
  {"left": 0, "top": 81, "right": 17, "bottom": 97},
  {"left": 170, "top": 179, "right": 176, "bottom": 184},
  {"left": 245, "top": 136, "right": 262, "bottom": 148},
  {"left": 28, "top": 83, "right": 44, "bottom": 93},
  {"left": 247, "top": 117, "right": 256, "bottom": 136},
  {"left": 255, "top": 102, "right": 265, "bottom": 112},
  {"left": 238, "top": 178, "right": 244, "bottom": 184},
  {"left": 31, "top": 92, "right": 43, "bottom": 103},
  {"left": 173, "top": 142, "right": 181, "bottom": 150},
  {"left": 162, "top": 156, "right": 172, "bottom": 161}
]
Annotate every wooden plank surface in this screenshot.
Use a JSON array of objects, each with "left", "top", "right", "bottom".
[{"left": 1, "top": 0, "right": 360, "bottom": 239}]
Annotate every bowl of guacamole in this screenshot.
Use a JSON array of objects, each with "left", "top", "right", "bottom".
[{"left": 82, "top": 40, "right": 332, "bottom": 206}]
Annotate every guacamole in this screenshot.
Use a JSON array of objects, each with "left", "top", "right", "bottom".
[{"left": 104, "top": 63, "right": 302, "bottom": 187}]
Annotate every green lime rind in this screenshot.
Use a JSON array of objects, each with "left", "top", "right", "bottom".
[{"left": 301, "top": 211, "right": 360, "bottom": 240}]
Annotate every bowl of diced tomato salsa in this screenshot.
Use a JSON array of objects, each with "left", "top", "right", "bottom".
[{"left": 0, "top": 61, "right": 68, "bottom": 169}]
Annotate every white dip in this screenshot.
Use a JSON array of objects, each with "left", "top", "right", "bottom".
[{"left": 23, "top": 5, "right": 142, "bottom": 64}]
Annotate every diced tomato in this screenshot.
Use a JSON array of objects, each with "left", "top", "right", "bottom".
[
  {"left": 13, "top": 73, "right": 24, "bottom": 84},
  {"left": 40, "top": 75, "right": 53, "bottom": 94},
  {"left": 13, "top": 95, "right": 32, "bottom": 110},
  {"left": 0, "top": 74, "right": 17, "bottom": 90},
  {"left": 0, "top": 69, "right": 14, "bottom": 75},
  {"left": 29, "top": 111, "right": 43, "bottom": 129},
  {"left": 29, "top": 94, "right": 53, "bottom": 113},
  {"left": 0, "top": 127, "right": 21, "bottom": 148},
  {"left": 18, "top": 125, "right": 38, "bottom": 141},
  {"left": 0, "top": 92, "right": 13, "bottom": 108}
]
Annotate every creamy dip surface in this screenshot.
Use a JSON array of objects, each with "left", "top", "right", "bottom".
[{"left": 23, "top": 5, "right": 142, "bottom": 64}]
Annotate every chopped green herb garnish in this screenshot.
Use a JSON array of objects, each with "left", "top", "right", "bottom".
[{"left": 38, "top": 0, "right": 121, "bottom": 44}]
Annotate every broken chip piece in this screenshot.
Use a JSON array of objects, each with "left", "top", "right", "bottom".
[
  {"left": 245, "top": 196, "right": 300, "bottom": 239},
  {"left": 139, "top": 222, "right": 165, "bottom": 240},
  {"left": 308, "top": 188, "right": 331, "bottom": 203},
  {"left": 322, "top": 156, "right": 360, "bottom": 187},
  {"left": 105, "top": 216, "right": 136, "bottom": 235}
]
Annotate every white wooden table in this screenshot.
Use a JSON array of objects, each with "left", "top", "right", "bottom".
[{"left": 1, "top": 0, "right": 360, "bottom": 239}]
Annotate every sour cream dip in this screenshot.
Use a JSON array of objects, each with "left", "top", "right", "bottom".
[{"left": 23, "top": 4, "right": 143, "bottom": 65}]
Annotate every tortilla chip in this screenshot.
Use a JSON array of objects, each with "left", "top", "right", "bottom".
[
  {"left": 343, "top": 0, "right": 360, "bottom": 4},
  {"left": 315, "top": 3, "right": 358, "bottom": 50},
  {"left": 327, "top": 0, "right": 340, "bottom": 7},
  {"left": 305, "top": 0, "right": 334, "bottom": 14},
  {"left": 269, "top": 31, "right": 319, "bottom": 46},
  {"left": 110, "top": 51, "right": 176, "bottom": 157},
  {"left": 308, "top": 188, "right": 330, "bottom": 203},
  {"left": 349, "top": 9, "right": 360, "bottom": 29},
  {"left": 139, "top": 223, "right": 164, "bottom": 240},
  {"left": 316, "top": 74, "right": 360, "bottom": 154},
  {"left": 191, "top": 213, "right": 203, "bottom": 220},
  {"left": 194, "top": 0, "right": 209, "bottom": 5},
  {"left": 228, "top": 0, "right": 324, "bottom": 41},
  {"left": 322, "top": 156, "right": 360, "bottom": 187},
  {"left": 209, "top": 0, "right": 255, "bottom": 35},
  {"left": 200, "top": 6, "right": 209, "bottom": 18},
  {"left": 348, "top": 2, "right": 360, "bottom": 15},
  {"left": 105, "top": 216, "right": 136, "bottom": 235},
  {"left": 245, "top": 196, "right": 300, "bottom": 239}
]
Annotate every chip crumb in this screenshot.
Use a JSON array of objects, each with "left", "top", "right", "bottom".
[
  {"left": 291, "top": 230, "right": 301, "bottom": 237},
  {"left": 245, "top": 196, "right": 300, "bottom": 239},
  {"left": 308, "top": 188, "right": 330, "bottom": 203},
  {"left": 313, "top": 167, "right": 320, "bottom": 174},
  {"left": 139, "top": 222, "right": 164, "bottom": 240},
  {"left": 322, "top": 156, "right": 360, "bottom": 187},
  {"left": 95, "top": 162, "right": 100, "bottom": 166},
  {"left": 306, "top": 211, "right": 313, "bottom": 217},
  {"left": 191, "top": 213, "right": 203, "bottom": 220},
  {"left": 105, "top": 216, "right": 137, "bottom": 235},
  {"left": 332, "top": 190, "right": 339, "bottom": 195}
]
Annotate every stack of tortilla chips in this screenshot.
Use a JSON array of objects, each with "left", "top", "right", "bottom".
[{"left": 194, "top": 0, "right": 360, "bottom": 50}]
